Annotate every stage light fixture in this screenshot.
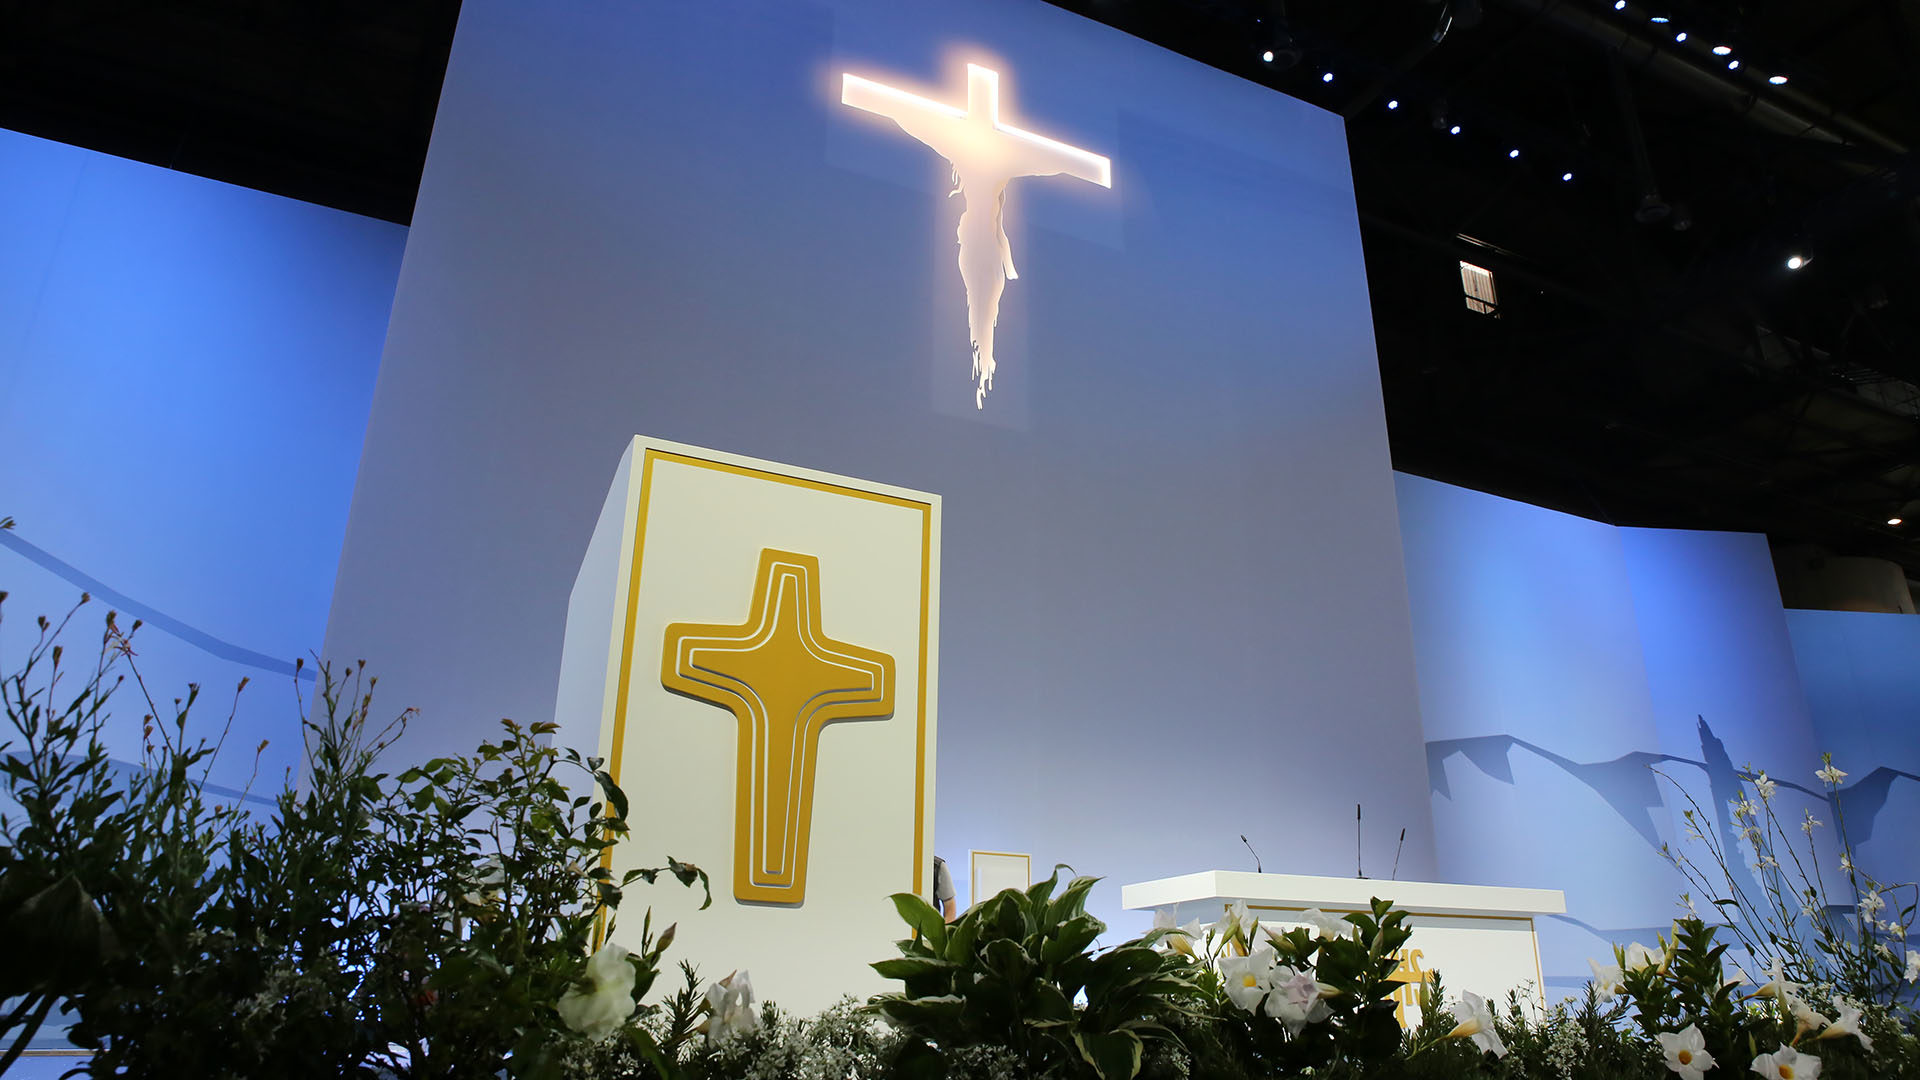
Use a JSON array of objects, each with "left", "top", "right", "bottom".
[
  {"left": 1786, "top": 254, "right": 1807, "bottom": 270},
  {"left": 1387, "top": 99, "right": 1400, "bottom": 110},
  {"left": 1727, "top": 59, "right": 1740, "bottom": 70},
  {"left": 1889, "top": 517, "right": 1905, "bottom": 527},
  {"left": 1769, "top": 74, "right": 1789, "bottom": 84},
  {"left": 1262, "top": 49, "right": 1275, "bottom": 62},
  {"left": 1450, "top": 124, "right": 1462, "bottom": 135},
  {"left": 1508, "top": 148, "right": 1520, "bottom": 158},
  {"left": 1649, "top": 15, "right": 1669, "bottom": 23},
  {"left": 1561, "top": 171, "right": 1574, "bottom": 181},
  {"left": 1674, "top": 31, "right": 1688, "bottom": 42},
  {"left": 1613, "top": 0, "right": 1626, "bottom": 9},
  {"left": 1712, "top": 44, "right": 1732, "bottom": 55},
  {"left": 1322, "top": 71, "right": 1334, "bottom": 83}
]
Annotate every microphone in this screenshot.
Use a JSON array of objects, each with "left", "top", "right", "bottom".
[
  {"left": 1391, "top": 828, "right": 1407, "bottom": 880},
  {"left": 1240, "top": 834, "right": 1263, "bottom": 874},
  {"left": 1355, "top": 804, "right": 1365, "bottom": 879}
]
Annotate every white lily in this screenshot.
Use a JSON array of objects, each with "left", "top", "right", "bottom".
[
  {"left": 1444, "top": 991, "right": 1507, "bottom": 1058},
  {"left": 1218, "top": 944, "right": 1277, "bottom": 1014},
  {"left": 1783, "top": 991, "right": 1828, "bottom": 1037},
  {"left": 1751, "top": 1044, "right": 1820, "bottom": 1080},
  {"left": 1211, "top": 899, "right": 1259, "bottom": 948},
  {"left": 1265, "top": 966, "right": 1333, "bottom": 1034},
  {"left": 1624, "top": 941, "right": 1667, "bottom": 974},
  {"left": 1296, "top": 907, "right": 1354, "bottom": 941},
  {"left": 1656, "top": 1024, "right": 1715, "bottom": 1080},
  {"left": 1814, "top": 1002, "right": 1872, "bottom": 1052},
  {"left": 556, "top": 942, "right": 639, "bottom": 1040},
  {"left": 1753, "top": 959, "right": 1798, "bottom": 1000},
  {"left": 701, "top": 969, "right": 760, "bottom": 1043},
  {"left": 1816, "top": 762, "right": 1847, "bottom": 786},
  {"left": 1906, "top": 949, "right": 1920, "bottom": 984},
  {"left": 1589, "top": 957, "right": 1627, "bottom": 1000}
]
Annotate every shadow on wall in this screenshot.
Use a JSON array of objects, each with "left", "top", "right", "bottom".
[{"left": 1428, "top": 716, "right": 1915, "bottom": 942}]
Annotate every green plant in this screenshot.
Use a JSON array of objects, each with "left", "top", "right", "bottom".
[
  {"left": 0, "top": 593, "right": 710, "bottom": 1079},
  {"left": 1, "top": 597, "right": 255, "bottom": 1077},
  {"left": 871, "top": 868, "right": 1199, "bottom": 1080},
  {"left": 1657, "top": 754, "right": 1916, "bottom": 1010},
  {"left": 1183, "top": 898, "right": 1415, "bottom": 1077}
]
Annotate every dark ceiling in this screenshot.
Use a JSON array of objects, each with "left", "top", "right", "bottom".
[{"left": 4, "top": 0, "right": 1916, "bottom": 583}]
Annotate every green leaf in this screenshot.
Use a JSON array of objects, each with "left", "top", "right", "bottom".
[
  {"left": 873, "top": 956, "right": 957, "bottom": 981},
  {"left": 890, "top": 892, "right": 949, "bottom": 951},
  {"left": 595, "top": 769, "right": 629, "bottom": 821},
  {"left": 1074, "top": 1028, "right": 1144, "bottom": 1080}
]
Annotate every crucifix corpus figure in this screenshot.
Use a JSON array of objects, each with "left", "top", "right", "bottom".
[{"left": 843, "top": 63, "right": 1111, "bottom": 408}]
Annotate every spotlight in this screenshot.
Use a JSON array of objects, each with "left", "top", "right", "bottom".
[
  {"left": 1786, "top": 254, "right": 1808, "bottom": 270},
  {"left": 1674, "top": 30, "right": 1688, "bottom": 42},
  {"left": 1769, "top": 74, "right": 1789, "bottom": 85},
  {"left": 1561, "top": 171, "right": 1574, "bottom": 181},
  {"left": 1321, "top": 71, "right": 1335, "bottom": 83},
  {"left": 1262, "top": 49, "right": 1275, "bottom": 63},
  {"left": 1450, "top": 124, "right": 1462, "bottom": 135},
  {"left": 1613, "top": 0, "right": 1626, "bottom": 8},
  {"left": 1649, "top": 15, "right": 1669, "bottom": 23},
  {"left": 1889, "top": 517, "right": 1906, "bottom": 527},
  {"left": 1387, "top": 99, "right": 1401, "bottom": 110},
  {"left": 1727, "top": 59, "right": 1740, "bottom": 70},
  {"left": 1508, "top": 148, "right": 1520, "bottom": 158},
  {"left": 1712, "top": 44, "right": 1732, "bottom": 55}
]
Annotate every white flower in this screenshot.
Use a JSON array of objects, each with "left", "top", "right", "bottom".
[
  {"left": 1751, "top": 1044, "right": 1820, "bottom": 1080},
  {"left": 1724, "top": 961, "right": 1752, "bottom": 989},
  {"left": 1753, "top": 960, "right": 1798, "bottom": 1000},
  {"left": 1218, "top": 944, "right": 1277, "bottom": 1014},
  {"left": 1732, "top": 795, "right": 1757, "bottom": 820},
  {"left": 1211, "top": 899, "right": 1259, "bottom": 945},
  {"left": 1814, "top": 1002, "right": 1872, "bottom": 1052},
  {"left": 1784, "top": 991, "right": 1828, "bottom": 1036},
  {"left": 1860, "top": 891, "right": 1885, "bottom": 916},
  {"left": 1589, "top": 957, "right": 1627, "bottom": 1000},
  {"left": 1445, "top": 991, "right": 1507, "bottom": 1058},
  {"left": 1657, "top": 1024, "right": 1716, "bottom": 1080},
  {"left": 1816, "top": 763, "right": 1847, "bottom": 786},
  {"left": 1754, "top": 855, "right": 1780, "bottom": 871},
  {"left": 1905, "top": 949, "right": 1920, "bottom": 983},
  {"left": 702, "top": 969, "right": 760, "bottom": 1043},
  {"left": 1296, "top": 907, "right": 1354, "bottom": 941},
  {"left": 1875, "top": 942, "right": 1894, "bottom": 960},
  {"left": 1890, "top": 922, "right": 1906, "bottom": 940},
  {"left": 1753, "top": 771, "right": 1777, "bottom": 801},
  {"left": 1624, "top": 941, "right": 1667, "bottom": 974},
  {"left": 1153, "top": 909, "right": 1201, "bottom": 956},
  {"left": 556, "top": 942, "right": 639, "bottom": 1040},
  {"left": 1265, "top": 965, "right": 1333, "bottom": 1034},
  {"left": 1802, "top": 811, "right": 1823, "bottom": 834}
]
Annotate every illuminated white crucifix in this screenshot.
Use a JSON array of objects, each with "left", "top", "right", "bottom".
[{"left": 842, "top": 64, "right": 1111, "bottom": 408}]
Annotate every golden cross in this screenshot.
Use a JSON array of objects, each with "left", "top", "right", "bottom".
[{"left": 662, "top": 549, "right": 895, "bottom": 904}]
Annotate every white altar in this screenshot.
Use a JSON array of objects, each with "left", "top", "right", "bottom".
[{"left": 1123, "top": 871, "right": 1565, "bottom": 1026}]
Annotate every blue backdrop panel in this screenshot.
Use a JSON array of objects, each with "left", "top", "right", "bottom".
[
  {"left": 1396, "top": 475, "right": 1874, "bottom": 999},
  {"left": 1787, "top": 610, "right": 1920, "bottom": 899},
  {"left": 0, "top": 128, "right": 406, "bottom": 790},
  {"left": 322, "top": 0, "right": 1436, "bottom": 936}
]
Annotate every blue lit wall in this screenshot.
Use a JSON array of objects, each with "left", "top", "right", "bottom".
[
  {"left": 0, "top": 129, "right": 406, "bottom": 793},
  {"left": 1786, "top": 610, "right": 1920, "bottom": 895},
  {"left": 1397, "top": 473, "right": 1865, "bottom": 999},
  {"left": 321, "top": 0, "right": 1438, "bottom": 938}
]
